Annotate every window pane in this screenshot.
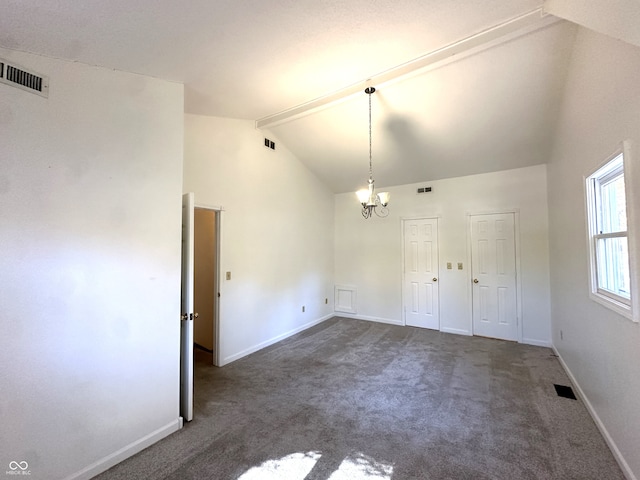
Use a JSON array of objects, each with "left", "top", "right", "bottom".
[
  {"left": 596, "top": 236, "right": 630, "bottom": 299},
  {"left": 598, "top": 171, "right": 627, "bottom": 233}
]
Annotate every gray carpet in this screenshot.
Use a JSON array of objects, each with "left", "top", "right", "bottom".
[{"left": 95, "top": 317, "right": 625, "bottom": 479}]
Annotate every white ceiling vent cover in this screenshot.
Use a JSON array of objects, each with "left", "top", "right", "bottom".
[{"left": 0, "top": 58, "right": 49, "bottom": 98}]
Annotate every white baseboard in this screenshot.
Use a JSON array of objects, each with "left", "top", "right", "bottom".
[
  {"left": 65, "top": 419, "right": 181, "bottom": 480},
  {"left": 522, "top": 337, "right": 551, "bottom": 347},
  {"left": 220, "top": 314, "right": 334, "bottom": 366},
  {"left": 552, "top": 346, "right": 637, "bottom": 480},
  {"left": 336, "top": 313, "right": 403, "bottom": 326},
  {"left": 338, "top": 317, "right": 475, "bottom": 335},
  {"left": 333, "top": 318, "right": 549, "bottom": 348},
  {"left": 440, "top": 327, "right": 472, "bottom": 336}
]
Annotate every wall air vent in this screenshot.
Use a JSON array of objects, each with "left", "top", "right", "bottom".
[
  {"left": 263, "top": 138, "right": 275, "bottom": 150},
  {"left": 0, "top": 58, "right": 49, "bottom": 98},
  {"left": 417, "top": 186, "right": 432, "bottom": 194}
]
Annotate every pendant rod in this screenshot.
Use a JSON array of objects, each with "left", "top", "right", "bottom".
[{"left": 365, "top": 86, "right": 375, "bottom": 183}]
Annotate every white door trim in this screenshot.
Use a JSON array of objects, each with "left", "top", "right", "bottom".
[{"left": 466, "top": 210, "right": 523, "bottom": 343}]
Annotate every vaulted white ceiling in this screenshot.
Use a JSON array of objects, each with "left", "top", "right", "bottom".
[{"left": 1, "top": 1, "right": 583, "bottom": 192}]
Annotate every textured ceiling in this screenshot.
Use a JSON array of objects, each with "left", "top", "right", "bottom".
[
  {"left": 0, "top": 0, "right": 579, "bottom": 192},
  {"left": 271, "top": 20, "right": 577, "bottom": 192}
]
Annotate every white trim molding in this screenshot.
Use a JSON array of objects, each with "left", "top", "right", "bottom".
[
  {"left": 334, "top": 285, "right": 358, "bottom": 314},
  {"left": 583, "top": 140, "right": 637, "bottom": 322},
  {"left": 220, "top": 314, "right": 334, "bottom": 366},
  {"left": 440, "top": 327, "right": 472, "bottom": 336},
  {"left": 65, "top": 420, "right": 181, "bottom": 480},
  {"left": 337, "top": 313, "right": 403, "bottom": 326},
  {"left": 553, "top": 346, "right": 638, "bottom": 480}
]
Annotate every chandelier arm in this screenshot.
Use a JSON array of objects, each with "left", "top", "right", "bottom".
[{"left": 374, "top": 206, "right": 389, "bottom": 218}]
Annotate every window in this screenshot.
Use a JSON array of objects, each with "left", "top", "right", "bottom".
[{"left": 585, "top": 148, "right": 632, "bottom": 317}]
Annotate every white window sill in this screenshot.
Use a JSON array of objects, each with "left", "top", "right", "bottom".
[{"left": 589, "top": 291, "right": 636, "bottom": 322}]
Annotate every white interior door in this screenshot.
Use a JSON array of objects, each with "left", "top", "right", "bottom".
[
  {"left": 403, "top": 218, "right": 440, "bottom": 330},
  {"left": 180, "top": 193, "right": 195, "bottom": 422},
  {"left": 470, "top": 213, "right": 518, "bottom": 341}
]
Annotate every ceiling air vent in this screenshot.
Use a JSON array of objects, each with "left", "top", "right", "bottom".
[
  {"left": 417, "top": 186, "right": 432, "bottom": 194},
  {"left": 0, "top": 58, "right": 49, "bottom": 98}
]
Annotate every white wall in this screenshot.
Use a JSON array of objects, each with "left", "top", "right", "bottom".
[
  {"left": 547, "top": 27, "right": 640, "bottom": 479},
  {"left": 0, "top": 49, "right": 184, "bottom": 480},
  {"left": 544, "top": 0, "right": 640, "bottom": 48},
  {"left": 334, "top": 164, "right": 551, "bottom": 345},
  {"left": 184, "top": 114, "right": 335, "bottom": 365}
]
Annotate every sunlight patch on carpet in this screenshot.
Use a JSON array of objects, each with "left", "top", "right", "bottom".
[
  {"left": 237, "top": 451, "right": 321, "bottom": 480},
  {"left": 328, "top": 453, "right": 393, "bottom": 480},
  {"left": 236, "top": 451, "right": 393, "bottom": 480}
]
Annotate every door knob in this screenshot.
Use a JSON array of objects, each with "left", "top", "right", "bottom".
[
  {"left": 433, "top": 277, "right": 438, "bottom": 282},
  {"left": 473, "top": 279, "right": 479, "bottom": 283}
]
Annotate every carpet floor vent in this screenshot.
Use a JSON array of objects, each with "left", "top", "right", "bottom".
[
  {"left": 554, "top": 384, "right": 577, "bottom": 400},
  {"left": 0, "top": 58, "right": 49, "bottom": 98}
]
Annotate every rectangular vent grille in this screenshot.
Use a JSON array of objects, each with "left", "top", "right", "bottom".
[
  {"left": 264, "top": 138, "right": 275, "bottom": 150},
  {"left": 0, "top": 58, "right": 49, "bottom": 98},
  {"left": 417, "top": 186, "right": 432, "bottom": 194}
]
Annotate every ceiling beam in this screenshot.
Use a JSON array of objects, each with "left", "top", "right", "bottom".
[{"left": 256, "top": 8, "right": 560, "bottom": 130}]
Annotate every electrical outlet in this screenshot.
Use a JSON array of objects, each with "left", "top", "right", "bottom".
[
  {"left": 447, "top": 262, "right": 452, "bottom": 270},
  {"left": 226, "top": 271, "right": 231, "bottom": 280},
  {"left": 458, "top": 262, "right": 463, "bottom": 270}
]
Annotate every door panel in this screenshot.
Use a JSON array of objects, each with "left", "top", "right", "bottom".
[
  {"left": 180, "top": 193, "right": 195, "bottom": 422},
  {"left": 424, "top": 283, "right": 433, "bottom": 315},
  {"left": 403, "top": 218, "right": 439, "bottom": 330},
  {"left": 470, "top": 213, "right": 518, "bottom": 341}
]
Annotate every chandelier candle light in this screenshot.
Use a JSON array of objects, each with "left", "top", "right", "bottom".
[{"left": 356, "top": 87, "right": 390, "bottom": 218}]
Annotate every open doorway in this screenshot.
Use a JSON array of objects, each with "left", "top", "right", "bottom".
[
  {"left": 193, "top": 207, "right": 220, "bottom": 366},
  {"left": 181, "top": 196, "right": 222, "bottom": 423}
]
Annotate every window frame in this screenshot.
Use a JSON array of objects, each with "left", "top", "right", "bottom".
[{"left": 584, "top": 141, "right": 636, "bottom": 321}]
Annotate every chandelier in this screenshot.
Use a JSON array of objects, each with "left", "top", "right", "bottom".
[{"left": 356, "top": 87, "right": 389, "bottom": 218}]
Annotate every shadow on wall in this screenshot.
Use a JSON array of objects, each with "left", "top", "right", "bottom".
[{"left": 382, "top": 114, "right": 434, "bottom": 181}]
